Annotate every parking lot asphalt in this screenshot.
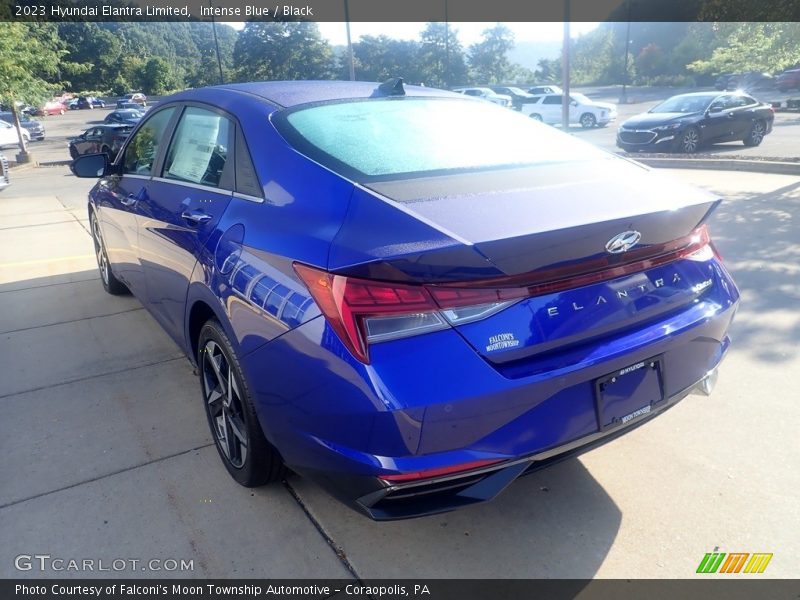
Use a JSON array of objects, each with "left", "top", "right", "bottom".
[{"left": 1, "top": 167, "right": 798, "bottom": 577}]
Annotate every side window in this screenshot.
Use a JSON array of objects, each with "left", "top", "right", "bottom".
[
  {"left": 543, "top": 96, "right": 562, "bottom": 105},
  {"left": 725, "top": 96, "right": 749, "bottom": 109},
  {"left": 123, "top": 108, "right": 175, "bottom": 176},
  {"left": 235, "top": 128, "right": 262, "bottom": 198},
  {"left": 708, "top": 97, "right": 726, "bottom": 111},
  {"left": 163, "top": 107, "right": 232, "bottom": 189}
]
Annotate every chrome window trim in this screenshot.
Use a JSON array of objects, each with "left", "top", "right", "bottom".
[
  {"left": 150, "top": 176, "right": 234, "bottom": 196},
  {"left": 233, "top": 191, "right": 264, "bottom": 204}
]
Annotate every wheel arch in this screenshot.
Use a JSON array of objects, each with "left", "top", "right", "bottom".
[{"left": 185, "top": 283, "right": 238, "bottom": 366}]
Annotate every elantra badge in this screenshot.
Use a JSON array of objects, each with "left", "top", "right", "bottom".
[{"left": 605, "top": 230, "right": 642, "bottom": 254}]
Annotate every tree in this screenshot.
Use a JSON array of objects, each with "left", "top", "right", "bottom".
[
  {"left": 233, "top": 22, "right": 334, "bottom": 82},
  {"left": 534, "top": 58, "right": 561, "bottom": 84},
  {"left": 417, "top": 23, "right": 467, "bottom": 88},
  {"left": 468, "top": 24, "right": 516, "bottom": 84},
  {"left": 141, "top": 57, "right": 178, "bottom": 95},
  {"left": 688, "top": 23, "right": 800, "bottom": 75},
  {"left": 343, "top": 35, "right": 423, "bottom": 83},
  {"left": 636, "top": 43, "right": 666, "bottom": 79},
  {"left": 0, "top": 23, "right": 64, "bottom": 159}
]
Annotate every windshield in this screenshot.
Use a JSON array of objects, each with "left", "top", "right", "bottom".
[
  {"left": 505, "top": 87, "right": 528, "bottom": 95},
  {"left": 276, "top": 97, "right": 611, "bottom": 180},
  {"left": 650, "top": 95, "right": 714, "bottom": 113}
]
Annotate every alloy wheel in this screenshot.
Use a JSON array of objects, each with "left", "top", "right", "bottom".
[
  {"left": 202, "top": 340, "right": 249, "bottom": 469},
  {"left": 750, "top": 122, "right": 765, "bottom": 145},
  {"left": 580, "top": 113, "right": 596, "bottom": 128},
  {"left": 92, "top": 215, "right": 109, "bottom": 285},
  {"left": 681, "top": 128, "right": 699, "bottom": 153}
]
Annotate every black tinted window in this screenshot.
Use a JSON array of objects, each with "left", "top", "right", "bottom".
[
  {"left": 123, "top": 108, "right": 175, "bottom": 176},
  {"left": 235, "top": 129, "right": 262, "bottom": 197},
  {"left": 542, "top": 96, "right": 562, "bottom": 105},
  {"left": 163, "top": 107, "right": 232, "bottom": 189}
]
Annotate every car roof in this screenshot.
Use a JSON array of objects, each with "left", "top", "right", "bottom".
[{"left": 171, "top": 81, "right": 456, "bottom": 109}]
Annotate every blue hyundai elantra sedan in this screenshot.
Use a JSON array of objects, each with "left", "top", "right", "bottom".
[{"left": 71, "top": 79, "right": 739, "bottom": 520}]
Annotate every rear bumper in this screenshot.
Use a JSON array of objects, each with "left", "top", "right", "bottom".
[
  {"left": 241, "top": 258, "right": 739, "bottom": 520},
  {"left": 355, "top": 365, "right": 723, "bottom": 520}
]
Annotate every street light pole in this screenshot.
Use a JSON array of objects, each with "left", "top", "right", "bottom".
[
  {"left": 561, "top": 0, "right": 570, "bottom": 131},
  {"left": 620, "top": 0, "right": 632, "bottom": 104},
  {"left": 344, "top": 0, "right": 355, "bottom": 81},
  {"left": 210, "top": 1, "right": 224, "bottom": 85},
  {"left": 444, "top": 0, "right": 450, "bottom": 87}
]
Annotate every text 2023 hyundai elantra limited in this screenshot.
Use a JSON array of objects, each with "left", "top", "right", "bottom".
[{"left": 71, "top": 79, "right": 739, "bottom": 520}]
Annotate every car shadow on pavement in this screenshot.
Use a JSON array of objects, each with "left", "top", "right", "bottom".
[
  {"left": 290, "top": 455, "right": 621, "bottom": 579},
  {"left": 710, "top": 179, "right": 800, "bottom": 364}
]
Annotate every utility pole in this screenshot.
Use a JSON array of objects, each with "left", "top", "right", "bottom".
[
  {"left": 210, "top": 1, "right": 224, "bottom": 85},
  {"left": 344, "top": 0, "right": 355, "bottom": 81},
  {"left": 561, "top": 0, "right": 570, "bottom": 131},
  {"left": 620, "top": 0, "right": 632, "bottom": 104},
  {"left": 444, "top": 0, "right": 450, "bottom": 87}
]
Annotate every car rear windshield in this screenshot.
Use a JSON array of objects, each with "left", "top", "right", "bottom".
[{"left": 274, "top": 97, "right": 609, "bottom": 180}]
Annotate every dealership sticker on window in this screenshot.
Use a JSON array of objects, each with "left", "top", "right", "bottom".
[
  {"left": 486, "top": 333, "right": 520, "bottom": 352},
  {"left": 168, "top": 113, "right": 220, "bottom": 183}
]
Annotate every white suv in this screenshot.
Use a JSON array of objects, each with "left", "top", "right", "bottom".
[
  {"left": 523, "top": 92, "right": 617, "bottom": 128},
  {"left": 0, "top": 120, "right": 30, "bottom": 148},
  {"left": 452, "top": 87, "right": 513, "bottom": 108}
]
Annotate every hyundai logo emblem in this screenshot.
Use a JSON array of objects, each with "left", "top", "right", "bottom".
[{"left": 605, "top": 230, "right": 642, "bottom": 254}]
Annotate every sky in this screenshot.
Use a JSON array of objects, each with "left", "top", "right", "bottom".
[{"left": 225, "top": 22, "right": 600, "bottom": 45}]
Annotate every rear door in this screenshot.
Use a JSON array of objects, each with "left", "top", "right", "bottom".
[
  {"left": 137, "top": 104, "right": 236, "bottom": 343},
  {"left": 539, "top": 95, "right": 562, "bottom": 123},
  {"left": 726, "top": 95, "right": 758, "bottom": 138},
  {"left": 78, "top": 127, "right": 103, "bottom": 154}
]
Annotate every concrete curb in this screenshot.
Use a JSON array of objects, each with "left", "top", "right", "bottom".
[
  {"left": 7, "top": 161, "right": 38, "bottom": 173},
  {"left": 627, "top": 157, "right": 800, "bottom": 176}
]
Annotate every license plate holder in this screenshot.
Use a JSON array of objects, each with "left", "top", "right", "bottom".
[{"left": 595, "top": 357, "right": 665, "bottom": 431}]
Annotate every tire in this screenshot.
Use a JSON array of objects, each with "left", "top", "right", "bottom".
[
  {"left": 743, "top": 120, "right": 766, "bottom": 147},
  {"left": 678, "top": 127, "right": 701, "bottom": 153},
  {"left": 530, "top": 113, "right": 543, "bottom": 122},
  {"left": 198, "top": 319, "right": 286, "bottom": 487},
  {"left": 90, "top": 210, "right": 128, "bottom": 295},
  {"left": 580, "top": 113, "right": 597, "bottom": 129}
]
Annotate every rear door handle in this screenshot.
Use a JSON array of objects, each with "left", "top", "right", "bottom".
[{"left": 181, "top": 209, "right": 213, "bottom": 225}]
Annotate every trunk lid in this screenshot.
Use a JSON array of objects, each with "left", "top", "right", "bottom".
[{"left": 329, "top": 157, "right": 721, "bottom": 362}]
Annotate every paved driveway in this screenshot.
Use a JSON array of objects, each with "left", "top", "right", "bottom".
[{"left": 0, "top": 166, "right": 797, "bottom": 579}]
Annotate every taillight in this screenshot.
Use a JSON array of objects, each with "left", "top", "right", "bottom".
[
  {"left": 294, "top": 225, "right": 714, "bottom": 364},
  {"left": 293, "top": 264, "right": 518, "bottom": 363}
]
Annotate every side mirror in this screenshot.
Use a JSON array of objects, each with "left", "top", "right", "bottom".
[
  {"left": 570, "top": 100, "right": 578, "bottom": 107},
  {"left": 70, "top": 153, "right": 110, "bottom": 178}
]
